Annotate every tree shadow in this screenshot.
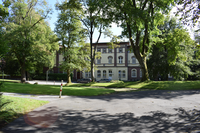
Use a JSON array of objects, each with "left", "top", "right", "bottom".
[
  {"left": 78, "top": 90, "right": 200, "bottom": 101},
  {"left": 1, "top": 107, "right": 200, "bottom": 133}
]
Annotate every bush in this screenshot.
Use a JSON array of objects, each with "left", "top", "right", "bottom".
[{"left": 31, "top": 73, "right": 69, "bottom": 81}]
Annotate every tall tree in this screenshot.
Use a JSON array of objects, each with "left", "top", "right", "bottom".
[
  {"left": 55, "top": 0, "right": 90, "bottom": 83},
  {"left": 102, "top": 0, "right": 175, "bottom": 81},
  {"left": 0, "top": 0, "right": 11, "bottom": 57},
  {"left": 79, "top": 0, "right": 108, "bottom": 82},
  {"left": 148, "top": 17, "right": 197, "bottom": 80},
  {"left": 4, "top": 0, "right": 59, "bottom": 82}
]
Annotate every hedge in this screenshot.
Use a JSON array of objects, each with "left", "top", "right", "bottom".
[{"left": 31, "top": 73, "right": 73, "bottom": 81}]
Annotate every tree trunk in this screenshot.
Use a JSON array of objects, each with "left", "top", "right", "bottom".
[
  {"left": 132, "top": 46, "right": 149, "bottom": 82},
  {"left": 67, "top": 69, "right": 71, "bottom": 83},
  {"left": 20, "top": 63, "right": 26, "bottom": 83},
  {"left": 140, "top": 57, "right": 149, "bottom": 82},
  {"left": 91, "top": 58, "right": 94, "bottom": 82}
]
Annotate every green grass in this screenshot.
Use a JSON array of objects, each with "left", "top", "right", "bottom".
[
  {"left": 1, "top": 82, "right": 116, "bottom": 96},
  {"left": 68, "top": 81, "right": 200, "bottom": 90},
  {"left": 0, "top": 96, "right": 48, "bottom": 126}
]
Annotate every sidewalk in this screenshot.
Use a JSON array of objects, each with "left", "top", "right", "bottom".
[{"left": 27, "top": 80, "right": 68, "bottom": 85}]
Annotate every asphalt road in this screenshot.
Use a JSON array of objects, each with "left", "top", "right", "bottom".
[{"left": 1, "top": 90, "right": 200, "bottom": 133}]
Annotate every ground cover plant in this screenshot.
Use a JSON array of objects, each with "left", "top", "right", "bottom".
[{"left": 0, "top": 96, "right": 48, "bottom": 128}]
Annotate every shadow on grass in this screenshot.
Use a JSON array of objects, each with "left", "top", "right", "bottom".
[
  {"left": 2, "top": 108, "right": 200, "bottom": 132},
  {"left": 139, "top": 81, "right": 200, "bottom": 90}
]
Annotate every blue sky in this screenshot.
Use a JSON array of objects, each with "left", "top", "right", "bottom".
[{"left": 47, "top": 0, "right": 124, "bottom": 43}]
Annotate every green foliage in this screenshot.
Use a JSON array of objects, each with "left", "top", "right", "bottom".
[
  {"left": 147, "top": 17, "right": 198, "bottom": 80},
  {"left": 101, "top": 0, "right": 175, "bottom": 81},
  {"left": 3, "top": 0, "right": 59, "bottom": 82},
  {"left": 32, "top": 73, "right": 73, "bottom": 81},
  {"left": 175, "top": 0, "right": 200, "bottom": 27},
  {"left": 55, "top": 0, "right": 90, "bottom": 83}
]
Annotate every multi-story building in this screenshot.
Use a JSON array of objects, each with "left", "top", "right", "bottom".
[{"left": 43, "top": 42, "right": 142, "bottom": 81}]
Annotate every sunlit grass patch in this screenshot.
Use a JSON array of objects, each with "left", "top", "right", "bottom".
[{"left": 0, "top": 96, "right": 48, "bottom": 127}]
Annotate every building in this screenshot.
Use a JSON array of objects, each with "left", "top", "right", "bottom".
[{"left": 43, "top": 42, "right": 142, "bottom": 81}]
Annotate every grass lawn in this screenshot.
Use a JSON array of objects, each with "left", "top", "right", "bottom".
[
  {"left": 68, "top": 81, "right": 200, "bottom": 90},
  {"left": 1, "top": 82, "right": 116, "bottom": 96},
  {"left": 0, "top": 96, "right": 49, "bottom": 127}
]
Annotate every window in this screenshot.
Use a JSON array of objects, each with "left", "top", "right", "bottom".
[
  {"left": 109, "top": 70, "right": 112, "bottom": 78},
  {"left": 103, "top": 48, "right": 106, "bottom": 53},
  {"left": 85, "top": 72, "right": 91, "bottom": 78},
  {"left": 140, "top": 69, "right": 142, "bottom": 77},
  {"left": 119, "top": 56, "right": 123, "bottom": 64},
  {"left": 103, "top": 70, "right": 106, "bottom": 78},
  {"left": 118, "top": 70, "right": 121, "bottom": 78},
  {"left": 97, "top": 48, "right": 101, "bottom": 52},
  {"left": 131, "top": 69, "right": 137, "bottom": 77},
  {"left": 108, "top": 56, "right": 113, "bottom": 64},
  {"left": 97, "top": 58, "right": 101, "bottom": 64},
  {"left": 108, "top": 49, "right": 112, "bottom": 53},
  {"left": 132, "top": 56, "right": 136, "bottom": 64},
  {"left": 122, "top": 70, "right": 125, "bottom": 78},
  {"left": 119, "top": 48, "right": 123, "bottom": 53},
  {"left": 97, "top": 70, "right": 101, "bottom": 78}
]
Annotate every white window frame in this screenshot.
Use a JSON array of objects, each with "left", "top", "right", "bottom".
[
  {"left": 132, "top": 57, "right": 136, "bottom": 64},
  {"left": 108, "top": 57, "right": 112, "bottom": 64},
  {"left": 97, "top": 48, "right": 101, "bottom": 52},
  {"left": 122, "top": 70, "right": 126, "bottom": 78},
  {"left": 119, "top": 56, "right": 123, "bottom": 64},
  {"left": 131, "top": 69, "right": 137, "bottom": 77},
  {"left": 97, "top": 70, "right": 101, "bottom": 78},
  {"left": 103, "top": 70, "right": 106, "bottom": 78},
  {"left": 119, "top": 48, "right": 123, "bottom": 53},
  {"left": 118, "top": 70, "right": 121, "bottom": 78},
  {"left": 97, "top": 58, "right": 101, "bottom": 64},
  {"left": 109, "top": 70, "right": 112, "bottom": 78},
  {"left": 103, "top": 48, "right": 106, "bottom": 53},
  {"left": 85, "top": 71, "right": 91, "bottom": 78},
  {"left": 108, "top": 49, "right": 112, "bottom": 53}
]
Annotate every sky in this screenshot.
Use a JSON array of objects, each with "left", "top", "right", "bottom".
[
  {"left": 1, "top": 0, "right": 196, "bottom": 41},
  {"left": 47, "top": 0, "right": 125, "bottom": 43}
]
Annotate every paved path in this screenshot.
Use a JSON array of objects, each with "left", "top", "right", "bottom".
[{"left": 1, "top": 90, "right": 200, "bottom": 133}]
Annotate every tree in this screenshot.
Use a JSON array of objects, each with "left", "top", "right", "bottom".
[
  {"left": 0, "top": 0, "right": 11, "bottom": 57},
  {"left": 102, "top": 0, "right": 175, "bottom": 81},
  {"left": 79, "top": 0, "right": 109, "bottom": 82},
  {"left": 175, "top": 0, "right": 200, "bottom": 27},
  {"left": 147, "top": 17, "right": 197, "bottom": 80},
  {"left": 55, "top": 0, "right": 90, "bottom": 83},
  {"left": 3, "top": 0, "right": 59, "bottom": 83}
]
